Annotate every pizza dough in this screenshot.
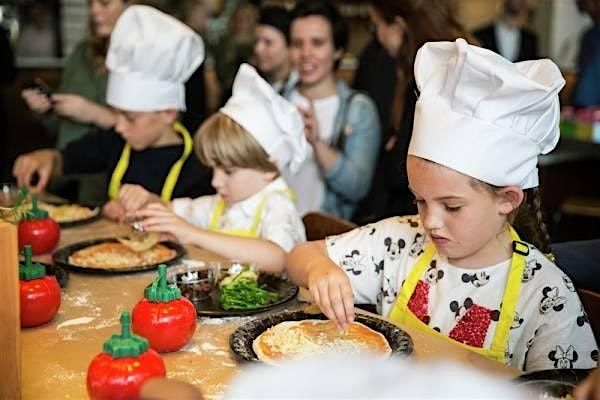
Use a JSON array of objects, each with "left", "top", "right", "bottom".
[
  {"left": 68, "top": 242, "right": 176, "bottom": 269},
  {"left": 39, "top": 202, "right": 98, "bottom": 223},
  {"left": 253, "top": 319, "right": 392, "bottom": 365}
]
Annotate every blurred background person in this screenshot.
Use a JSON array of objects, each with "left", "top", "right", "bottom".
[
  {"left": 283, "top": 0, "right": 380, "bottom": 219},
  {"left": 16, "top": 0, "right": 58, "bottom": 58},
  {"left": 573, "top": 0, "right": 600, "bottom": 107},
  {"left": 354, "top": 0, "right": 473, "bottom": 224},
  {"left": 352, "top": 37, "right": 396, "bottom": 138},
  {"left": 254, "top": 5, "right": 295, "bottom": 95},
  {"left": 1, "top": 24, "right": 16, "bottom": 180},
  {"left": 20, "top": 0, "right": 128, "bottom": 203},
  {"left": 473, "top": 0, "right": 539, "bottom": 62},
  {"left": 213, "top": 0, "right": 257, "bottom": 106}
]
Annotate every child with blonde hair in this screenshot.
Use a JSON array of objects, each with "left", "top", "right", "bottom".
[
  {"left": 129, "top": 64, "right": 308, "bottom": 272},
  {"left": 287, "top": 39, "right": 598, "bottom": 371}
]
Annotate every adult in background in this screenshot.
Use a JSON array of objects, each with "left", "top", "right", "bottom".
[
  {"left": 573, "top": 0, "right": 600, "bottom": 107},
  {"left": 20, "top": 0, "right": 128, "bottom": 203},
  {"left": 283, "top": 0, "right": 380, "bottom": 220},
  {"left": 473, "top": 0, "right": 538, "bottom": 62},
  {"left": 354, "top": 0, "right": 472, "bottom": 224},
  {"left": 254, "top": 5, "right": 296, "bottom": 95}
]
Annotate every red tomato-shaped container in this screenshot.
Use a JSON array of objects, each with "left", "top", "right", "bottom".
[
  {"left": 19, "top": 245, "right": 61, "bottom": 327},
  {"left": 132, "top": 264, "right": 197, "bottom": 352},
  {"left": 18, "top": 198, "right": 60, "bottom": 255},
  {"left": 87, "top": 312, "right": 166, "bottom": 400}
]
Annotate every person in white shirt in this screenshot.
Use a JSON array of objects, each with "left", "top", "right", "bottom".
[
  {"left": 124, "top": 64, "right": 308, "bottom": 272},
  {"left": 287, "top": 39, "right": 598, "bottom": 371}
]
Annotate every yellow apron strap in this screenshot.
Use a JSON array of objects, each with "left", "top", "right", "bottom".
[
  {"left": 208, "top": 189, "right": 294, "bottom": 237},
  {"left": 108, "top": 144, "right": 131, "bottom": 200},
  {"left": 208, "top": 197, "right": 227, "bottom": 232},
  {"left": 160, "top": 121, "right": 193, "bottom": 202},
  {"left": 107, "top": 121, "right": 193, "bottom": 201},
  {"left": 388, "top": 243, "right": 436, "bottom": 324},
  {"left": 489, "top": 226, "right": 526, "bottom": 356}
]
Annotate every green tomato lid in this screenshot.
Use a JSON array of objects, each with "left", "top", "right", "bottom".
[
  {"left": 144, "top": 264, "right": 181, "bottom": 302},
  {"left": 103, "top": 312, "right": 149, "bottom": 358},
  {"left": 19, "top": 245, "right": 46, "bottom": 280},
  {"left": 21, "top": 198, "right": 49, "bottom": 220}
]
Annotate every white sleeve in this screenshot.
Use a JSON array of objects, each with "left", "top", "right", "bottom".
[
  {"left": 521, "top": 278, "right": 599, "bottom": 371},
  {"left": 171, "top": 195, "right": 216, "bottom": 228},
  {"left": 259, "top": 192, "right": 306, "bottom": 252}
]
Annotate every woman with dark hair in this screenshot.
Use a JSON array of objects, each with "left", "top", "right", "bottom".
[
  {"left": 254, "top": 5, "right": 294, "bottom": 95},
  {"left": 283, "top": 0, "right": 380, "bottom": 220},
  {"left": 355, "top": 0, "right": 473, "bottom": 223}
]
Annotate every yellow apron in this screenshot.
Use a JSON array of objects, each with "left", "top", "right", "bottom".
[
  {"left": 387, "top": 226, "right": 527, "bottom": 363},
  {"left": 207, "top": 189, "right": 294, "bottom": 238},
  {"left": 108, "top": 121, "right": 193, "bottom": 202}
]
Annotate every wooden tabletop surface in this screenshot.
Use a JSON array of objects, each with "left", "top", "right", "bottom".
[{"left": 22, "top": 218, "right": 519, "bottom": 400}]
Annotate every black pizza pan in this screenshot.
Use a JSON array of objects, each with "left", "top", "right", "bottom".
[
  {"left": 230, "top": 310, "right": 414, "bottom": 363},
  {"left": 52, "top": 238, "right": 185, "bottom": 273}
]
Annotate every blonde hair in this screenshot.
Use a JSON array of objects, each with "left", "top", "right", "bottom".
[{"left": 195, "top": 112, "right": 278, "bottom": 173}]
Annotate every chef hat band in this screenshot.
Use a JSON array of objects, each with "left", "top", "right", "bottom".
[
  {"left": 409, "top": 38, "right": 565, "bottom": 189},
  {"left": 220, "top": 64, "right": 307, "bottom": 173},
  {"left": 106, "top": 5, "right": 205, "bottom": 112}
]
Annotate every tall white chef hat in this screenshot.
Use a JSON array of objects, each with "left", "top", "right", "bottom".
[
  {"left": 408, "top": 38, "right": 565, "bottom": 189},
  {"left": 220, "top": 63, "right": 308, "bottom": 173},
  {"left": 106, "top": 5, "right": 204, "bottom": 112}
]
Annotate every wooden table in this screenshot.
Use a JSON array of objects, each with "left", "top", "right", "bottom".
[{"left": 22, "top": 219, "right": 519, "bottom": 400}]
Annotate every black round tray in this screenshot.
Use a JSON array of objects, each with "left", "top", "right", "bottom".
[
  {"left": 514, "top": 368, "right": 592, "bottom": 385},
  {"left": 52, "top": 238, "right": 185, "bottom": 273},
  {"left": 230, "top": 310, "right": 413, "bottom": 363},
  {"left": 192, "top": 274, "right": 298, "bottom": 317},
  {"left": 41, "top": 202, "right": 101, "bottom": 228}
]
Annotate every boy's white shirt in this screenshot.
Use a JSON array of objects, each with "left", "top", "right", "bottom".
[
  {"left": 171, "top": 177, "right": 305, "bottom": 252},
  {"left": 325, "top": 216, "right": 599, "bottom": 372}
]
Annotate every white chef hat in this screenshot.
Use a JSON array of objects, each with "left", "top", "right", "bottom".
[
  {"left": 106, "top": 5, "right": 204, "bottom": 112},
  {"left": 409, "top": 38, "right": 565, "bottom": 189},
  {"left": 220, "top": 63, "right": 308, "bottom": 173}
]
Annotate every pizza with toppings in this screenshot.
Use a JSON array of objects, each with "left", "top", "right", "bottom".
[
  {"left": 68, "top": 242, "right": 176, "bottom": 270},
  {"left": 39, "top": 202, "right": 98, "bottom": 223},
  {"left": 253, "top": 319, "right": 392, "bottom": 365}
]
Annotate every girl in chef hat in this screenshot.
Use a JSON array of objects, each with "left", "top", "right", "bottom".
[
  {"left": 287, "top": 39, "right": 599, "bottom": 371},
  {"left": 131, "top": 63, "right": 308, "bottom": 272}
]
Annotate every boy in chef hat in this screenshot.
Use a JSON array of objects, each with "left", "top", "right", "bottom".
[
  {"left": 12, "top": 5, "right": 213, "bottom": 220},
  {"left": 130, "top": 63, "right": 308, "bottom": 272},
  {"left": 287, "top": 38, "right": 598, "bottom": 371}
]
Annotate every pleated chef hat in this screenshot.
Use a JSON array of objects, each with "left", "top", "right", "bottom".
[
  {"left": 106, "top": 5, "right": 204, "bottom": 112},
  {"left": 220, "top": 64, "right": 308, "bottom": 173},
  {"left": 409, "top": 38, "right": 565, "bottom": 189}
]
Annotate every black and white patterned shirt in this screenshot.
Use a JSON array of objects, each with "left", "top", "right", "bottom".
[{"left": 326, "top": 216, "right": 599, "bottom": 371}]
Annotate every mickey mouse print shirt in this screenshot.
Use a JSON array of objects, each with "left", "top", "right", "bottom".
[{"left": 325, "top": 216, "right": 599, "bottom": 371}]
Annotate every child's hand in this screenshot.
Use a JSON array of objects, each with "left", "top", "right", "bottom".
[
  {"left": 102, "top": 199, "right": 126, "bottom": 222},
  {"left": 136, "top": 203, "right": 197, "bottom": 245},
  {"left": 307, "top": 263, "right": 355, "bottom": 331},
  {"left": 574, "top": 368, "right": 600, "bottom": 400},
  {"left": 119, "top": 184, "right": 153, "bottom": 213}
]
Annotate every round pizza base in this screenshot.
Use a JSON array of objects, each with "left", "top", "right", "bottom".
[
  {"left": 68, "top": 242, "right": 176, "bottom": 270},
  {"left": 253, "top": 319, "right": 392, "bottom": 365}
]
